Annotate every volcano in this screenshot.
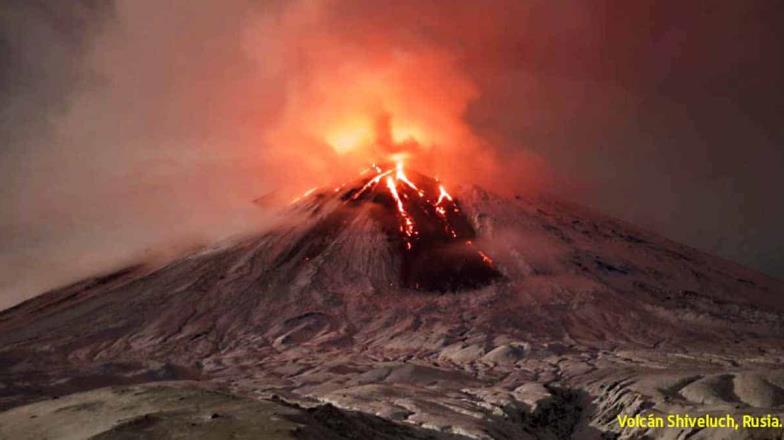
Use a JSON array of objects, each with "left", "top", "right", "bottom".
[{"left": 1, "top": 169, "right": 783, "bottom": 439}]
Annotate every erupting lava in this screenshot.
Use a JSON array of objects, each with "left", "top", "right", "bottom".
[
  {"left": 287, "top": 158, "right": 501, "bottom": 291},
  {"left": 349, "top": 159, "right": 501, "bottom": 290},
  {"left": 349, "top": 160, "right": 468, "bottom": 253}
]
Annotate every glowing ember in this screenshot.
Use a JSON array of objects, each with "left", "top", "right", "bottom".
[
  {"left": 436, "top": 184, "right": 453, "bottom": 205},
  {"left": 477, "top": 250, "right": 493, "bottom": 265}
]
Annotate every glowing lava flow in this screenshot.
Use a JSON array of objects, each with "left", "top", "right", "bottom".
[
  {"left": 352, "top": 170, "right": 392, "bottom": 200},
  {"left": 349, "top": 160, "right": 466, "bottom": 250},
  {"left": 385, "top": 175, "right": 417, "bottom": 249},
  {"left": 466, "top": 240, "right": 494, "bottom": 265},
  {"left": 395, "top": 161, "right": 424, "bottom": 197},
  {"left": 433, "top": 184, "right": 458, "bottom": 238},
  {"left": 289, "top": 160, "right": 500, "bottom": 290},
  {"left": 285, "top": 159, "right": 500, "bottom": 290},
  {"left": 436, "top": 184, "right": 453, "bottom": 205}
]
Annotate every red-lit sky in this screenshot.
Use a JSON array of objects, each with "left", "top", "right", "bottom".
[{"left": 1, "top": 0, "right": 782, "bottom": 309}]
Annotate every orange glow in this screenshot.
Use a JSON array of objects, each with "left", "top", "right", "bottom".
[
  {"left": 390, "top": 123, "right": 428, "bottom": 146},
  {"left": 255, "top": 4, "right": 494, "bottom": 193},
  {"left": 241, "top": 1, "right": 552, "bottom": 206},
  {"left": 324, "top": 118, "right": 375, "bottom": 154}
]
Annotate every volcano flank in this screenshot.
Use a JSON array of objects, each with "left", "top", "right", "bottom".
[{"left": 1, "top": 173, "right": 783, "bottom": 439}]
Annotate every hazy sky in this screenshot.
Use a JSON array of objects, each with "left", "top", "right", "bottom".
[{"left": 1, "top": 0, "right": 782, "bottom": 310}]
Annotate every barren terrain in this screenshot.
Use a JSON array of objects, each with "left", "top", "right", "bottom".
[{"left": 1, "top": 176, "right": 782, "bottom": 439}]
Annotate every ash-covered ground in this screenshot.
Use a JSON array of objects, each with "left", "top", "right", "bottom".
[{"left": 1, "top": 170, "right": 783, "bottom": 439}]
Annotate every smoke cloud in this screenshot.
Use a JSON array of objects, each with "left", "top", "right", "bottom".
[{"left": 1, "top": 0, "right": 782, "bottom": 310}]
